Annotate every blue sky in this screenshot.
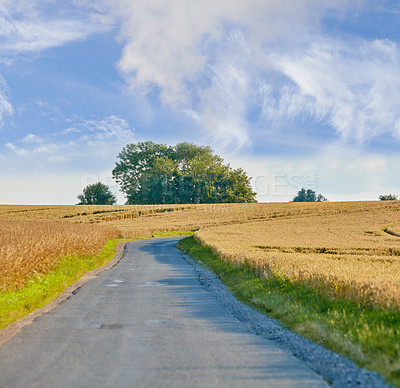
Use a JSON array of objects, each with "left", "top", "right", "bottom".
[{"left": 0, "top": 0, "right": 399, "bottom": 204}]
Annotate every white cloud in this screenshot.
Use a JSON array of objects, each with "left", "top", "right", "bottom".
[
  {"left": 21, "top": 134, "right": 43, "bottom": 144},
  {"left": 105, "top": 0, "right": 400, "bottom": 153},
  {"left": 6, "top": 140, "right": 77, "bottom": 162},
  {"left": 5, "top": 142, "right": 29, "bottom": 157},
  {"left": 108, "top": 0, "right": 354, "bottom": 150},
  {"left": 194, "top": 30, "right": 253, "bottom": 151},
  {"left": 4, "top": 115, "right": 135, "bottom": 166},
  {"left": 267, "top": 37, "right": 400, "bottom": 145},
  {"left": 113, "top": 0, "right": 350, "bottom": 99},
  {"left": 0, "top": 1, "right": 112, "bottom": 59},
  {"left": 2, "top": 0, "right": 400, "bottom": 155},
  {"left": 0, "top": 18, "right": 96, "bottom": 53},
  {"left": 81, "top": 115, "right": 136, "bottom": 144},
  {"left": 0, "top": 95, "right": 12, "bottom": 126},
  {"left": 63, "top": 127, "right": 81, "bottom": 135},
  {"left": 0, "top": 76, "right": 12, "bottom": 128}
]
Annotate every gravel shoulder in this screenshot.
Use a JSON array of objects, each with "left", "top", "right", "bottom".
[{"left": 179, "top": 251, "right": 392, "bottom": 388}]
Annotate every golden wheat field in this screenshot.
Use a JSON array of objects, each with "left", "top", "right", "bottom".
[
  {"left": 0, "top": 204, "right": 203, "bottom": 292},
  {"left": 1, "top": 201, "right": 400, "bottom": 308},
  {"left": 0, "top": 220, "right": 120, "bottom": 292},
  {"left": 0, "top": 202, "right": 304, "bottom": 291},
  {"left": 194, "top": 201, "right": 400, "bottom": 309}
]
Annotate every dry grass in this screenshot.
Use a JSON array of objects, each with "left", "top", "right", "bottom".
[
  {"left": 0, "top": 220, "right": 120, "bottom": 292},
  {"left": 194, "top": 201, "right": 400, "bottom": 309}
]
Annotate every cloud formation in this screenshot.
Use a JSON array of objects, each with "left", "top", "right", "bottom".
[
  {"left": 113, "top": 0, "right": 348, "bottom": 98},
  {"left": 6, "top": 139, "right": 77, "bottom": 163},
  {"left": 0, "top": 0, "right": 110, "bottom": 137},
  {"left": 3, "top": 0, "right": 400, "bottom": 154},
  {"left": 79, "top": 115, "right": 136, "bottom": 146},
  {"left": 5, "top": 115, "right": 135, "bottom": 165},
  {"left": 0, "top": 76, "right": 12, "bottom": 128},
  {"left": 110, "top": 0, "right": 354, "bottom": 150},
  {"left": 106, "top": 0, "right": 400, "bottom": 152},
  {"left": 0, "top": 0, "right": 110, "bottom": 59},
  {"left": 267, "top": 37, "right": 400, "bottom": 146}
]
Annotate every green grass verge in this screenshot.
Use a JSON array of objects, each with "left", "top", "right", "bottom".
[
  {"left": 0, "top": 230, "right": 194, "bottom": 331},
  {"left": 177, "top": 236, "right": 400, "bottom": 387},
  {"left": 0, "top": 238, "right": 127, "bottom": 330}
]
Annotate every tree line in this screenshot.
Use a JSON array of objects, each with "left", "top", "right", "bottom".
[
  {"left": 77, "top": 141, "right": 341, "bottom": 205},
  {"left": 78, "top": 141, "right": 257, "bottom": 205}
]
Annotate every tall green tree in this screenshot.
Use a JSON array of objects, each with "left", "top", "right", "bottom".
[
  {"left": 112, "top": 141, "right": 257, "bottom": 204},
  {"left": 112, "top": 141, "right": 174, "bottom": 204},
  {"left": 292, "top": 188, "right": 328, "bottom": 202},
  {"left": 77, "top": 182, "right": 117, "bottom": 205}
]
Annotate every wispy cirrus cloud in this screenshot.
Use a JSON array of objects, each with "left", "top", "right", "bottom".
[
  {"left": 80, "top": 115, "right": 136, "bottom": 145},
  {"left": 5, "top": 115, "right": 135, "bottom": 165},
  {"left": 0, "top": 0, "right": 112, "bottom": 60},
  {"left": 2, "top": 0, "right": 400, "bottom": 156},
  {"left": 111, "top": 1, "right": 350, "bottom": 145},
  {"left": 105, "top": 0, "right": 400, "bottom": 152},
  {"left": 6, "top": 139, "right": 77, "bottom": 162},
  {"left": 113, "top": 0, "right": 351, "bottom": 103},
  {"left": 0, "top": 1, "right": 112, "bottom": 134},
  {"left": 0, "top": 76, "right": 12, "bottom": 128},
  {"left": 265, "top": 37, "right": 400, "bottom": 146}
]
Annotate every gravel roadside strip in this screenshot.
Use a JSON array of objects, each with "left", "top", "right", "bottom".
[{"left": 180, "top": 251, "right": 392, "bottom": 388}]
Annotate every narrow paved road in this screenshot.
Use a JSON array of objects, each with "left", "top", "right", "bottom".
[{"left": 0, "top": 237, "right": 328, "bottom": 387}]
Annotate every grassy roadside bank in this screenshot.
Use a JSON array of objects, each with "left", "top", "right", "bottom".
[
  {"left": 0, "top": 238, "right": 126, "bottom": 330},
  {"left": 177, "top": 236, "right": 400, "bottom": 387},
  {"left": 0, "top": 230, "right": 193, "bottom": 331}
]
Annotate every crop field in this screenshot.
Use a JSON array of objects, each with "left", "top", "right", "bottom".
[
  {"left": 1, "top": 200, "right": 399, "bottom": 306},
  {"left": 0, "top": 202, "right": 328, "bottom": 292},
  {"left": 0, "top": 220, "right": 120, "bottom": 292},
  {"left": 194, "top": 201, "right": 400, "bottom": 309},
  {"left": 3, "top": 201, "right": 393, "bottom": 235},
  {"left": 0, "top": 204, "right": 233, "bottom": 236}
]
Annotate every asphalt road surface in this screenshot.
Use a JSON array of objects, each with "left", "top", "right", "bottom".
[{"left": 0, "top": 237, "right": 328, "bottom": 387}]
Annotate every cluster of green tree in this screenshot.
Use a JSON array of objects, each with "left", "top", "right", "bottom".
[
  {"left": 379, "top": 194, "right": 398, "bottom": 201},
  {"left": 292, "top": 188, "right": 328, "bottom": 202},
  {"left": 77, "top": 141, "right": 337, "bottom": 205},
  {"left": 109, "top": 141, "right": 256, "bottom": 204},
  {"left": 77, "top": 182, "right": 117, "bottom": 205}
]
